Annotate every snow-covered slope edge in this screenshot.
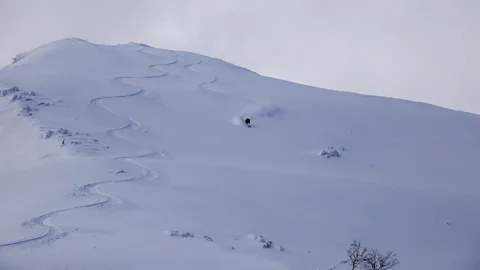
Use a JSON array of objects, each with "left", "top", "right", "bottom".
[{"left": 0, "top": 38, "right": 479, "bottom": 270}]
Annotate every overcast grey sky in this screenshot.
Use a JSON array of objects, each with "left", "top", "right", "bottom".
[{"left": 1, "top": 0, "right": 479, "bottom": 114}]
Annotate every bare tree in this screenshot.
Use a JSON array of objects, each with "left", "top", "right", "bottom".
[
  {"left": 361, "top": 249, "right": 399, "bottom": 270},
  {"left": 341, "top": 240, "right": 368, "bottom": 270}
]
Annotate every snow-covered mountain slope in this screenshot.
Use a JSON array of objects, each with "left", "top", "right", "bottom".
[{"left": 0, "top": 38, "right": 479, "bottom": 270}]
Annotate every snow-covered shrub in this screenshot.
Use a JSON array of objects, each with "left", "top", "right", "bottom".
[
  {"left": 19, "top": 106, "right": 33, "bottom": 116},
  {"left": 12, "top": 53, "right": 26, "bottom": 64},
  {"left": 57, "top": 128, "right": 70, "bottom": 135},
  {"left": 41, "top": 130, "right": 54, "bottom": 139},
  {"left": 320, "top": 147, "right": 345, "bottom": 158},
  {"left": 248, "top": 234, "right": 267, "bottom": 243},
  {"left": 204, "top": 236, "right": 214, "bottom": 242},
  {"left": 9, "top": 95, "right": 18, "bottom": 102},
  {"left": 164, "top": 230, "right": 214, "bottom": 242},
  {"left": 165, "top": 230, "right": 195, "bottom": 238},
  {"left": 248, "top": 234, "right": 285, "bottom": 251},
  {"left": 20, "top": 92, "right": 34, "bottom": 102},
  {"left": 320, "top": 149, "right": 341, "bottom": 158},
  {"left": 1, "top": 86, "right": 20, "bottom": 97},
  {"left": 8, "top": 92, "right": 35, "bottom": 103},
  {"left": 263, "top": 240, "right": 273, "bottom": 249}
]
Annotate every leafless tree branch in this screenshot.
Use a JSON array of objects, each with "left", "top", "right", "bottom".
[{"left": 340, "top": 240, "right": 368, "bottom": 270}]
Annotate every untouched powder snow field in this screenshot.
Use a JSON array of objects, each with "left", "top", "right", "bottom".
[{"left": 0, "top": 38, "right": 479, "bottom": 270}]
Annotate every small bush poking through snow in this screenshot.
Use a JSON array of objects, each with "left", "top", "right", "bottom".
[
  {"left": 18, "top": 106, "right": 34, "bottom": 116},
  {"left": 248, "top": 234, "right": 285, "bottom": 252},
  {"left": 9, "top": 95, "right": 18, "bottom": 102},
  {"left": 320, "top": 150, "right": 340, "bottom": 158},
  {"left": 37, "top": 101, "right": 51, "bottom": 106},
  {"left": 320, "top": 147, "right": 345, "bottom": 158},
  {"left": 165, "top": 230, "right": 195, "bottom": 238},
  {"left": 248, "top": 234, "right": 266, "bottom": 243},
  {"left": 57, "top": 128, "right": 70, "bottom": 135},
  {"left": 204, "top": 236, "right": 214, "bottom": 242},
  {"left": 1, "top": 86, "right": 20, "bottom": 97},
  {"left": 263, "top": 240, "right": 273, "bottom": 249},
  {"left": 12, "top": 53, "right": 26, "bottom": 64},
  {"left": 8, "top": 92, "right": 36, "bottom": 103},
  {"left": 42, "top": 130, "right": 54, "bottom": 139},
  {"left": 1, "top": 87, "right": 44, "bottom": 117},
  {"left": 164, "top": 230, "right": 214, "bottom": 243},
  {"left": 42, "top": 128, "right": 86, "bottom": 141}
]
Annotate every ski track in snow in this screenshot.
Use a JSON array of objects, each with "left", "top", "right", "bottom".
[
  {"left": 183, "top": 60, "right": 247, "bottom": 101},
  {"left": 184, "top": 61, "right": 219, "bottom": 93},
  {"left": 182, "top": 60, "right": 202, "bottom": 71},
  {"left": 184, "top": 59, "right": 257, "bottom": 106},
  {"left": 198, "top": 76, "right": 227, "bottom": 97},
  {"left": 90, "top": 89, "right": 144, "bottom": 139},
  {"left": 2, "top": 38, "right": 479, "bottom": 270},
  {"left": 0, "top": 51, "right": 177, "bottom": 249},
  {"left": 0, "top": 49, "right": 263, "bottom": 253}
]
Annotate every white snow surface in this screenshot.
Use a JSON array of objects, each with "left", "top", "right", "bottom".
[{"left": 0, "top": 38, "right": 479, "bottom": 270}]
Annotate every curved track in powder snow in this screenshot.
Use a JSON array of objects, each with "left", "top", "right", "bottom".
[
  {"left": 183, "top": 59, "right": 256, "bottom": 104},
  {"left": 182, "top": 60, "right": 226, "bottom": 98},
  {"left": 0, "top": 94, "right": 161, "bottom": 248},
  {"left": 0, "top": 51, "right": 176, "bottom": 248}
]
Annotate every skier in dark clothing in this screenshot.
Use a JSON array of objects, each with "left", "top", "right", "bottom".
[{"left": 244, "top": 118, "right": 251, "bottom": 127}]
